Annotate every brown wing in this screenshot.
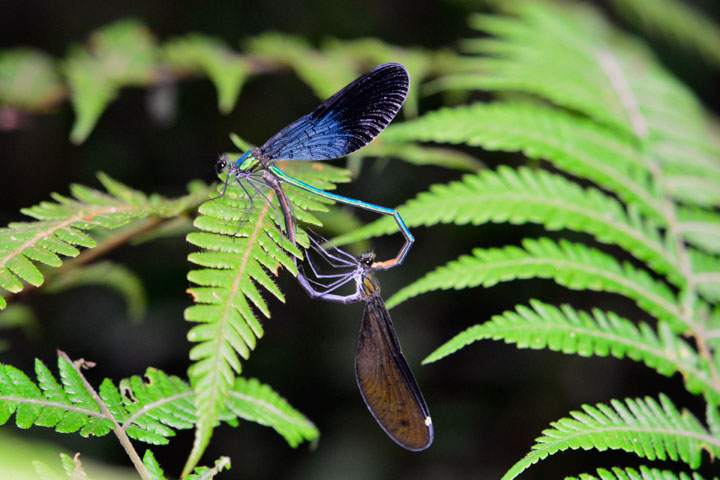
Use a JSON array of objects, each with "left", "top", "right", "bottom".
[{"left": 355, "top": 296, "right": 433, "bottom": 451}]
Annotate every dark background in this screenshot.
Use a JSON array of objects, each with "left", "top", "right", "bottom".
[{"left": 1, "top": 1, "right": 719, "bottom": 479}]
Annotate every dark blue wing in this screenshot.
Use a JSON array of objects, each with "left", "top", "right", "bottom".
[{"left": 257, "top": 63, "right": 409, "bottom": 162}]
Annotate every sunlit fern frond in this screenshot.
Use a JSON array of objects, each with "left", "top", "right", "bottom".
[
  {"left": 565, "top": 464, "right": 718, "bottom": 480},
  {"left": 677, "top": 206, "right": 720, "bottom": 256},
  {"left": 183, "top": 159, "right": 348, "bottom": 474},
  {"left": 502, "top": 394, "right": 719, "bottom": 480},
  {"left": 607, "top": 0, "right": 720, "bottom": 68},
  {"left": 334, "top": 165, "right": 679, "bottom": 285},
  {"left": 424, "top": 299, "right": 719, "bottom": 403},
  {"left": 380, "top": 102, "right": 662, "bottom": 221},
  {"left": 0, "top": 172, "right": 207, "bottom": 309},
  {"left": 689, "top": 249, "right": 720, "bottom": 304},
  {"left": 437, "top": 2, "right": 720, "bottom": 205},
  {"left": 387, "top": 238, "right": 684, "bottom": 331},
  {"left": 0, "top": 355, "right": 317, "bottom": 447}
]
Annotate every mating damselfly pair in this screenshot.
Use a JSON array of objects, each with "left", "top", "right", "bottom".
[{"left": 212, "top": 63, "right": 433, "bottom": 451}]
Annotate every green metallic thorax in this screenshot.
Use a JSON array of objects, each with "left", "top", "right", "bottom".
[{"left": 235, "top": 149, "right": 262, "bottom": 172}]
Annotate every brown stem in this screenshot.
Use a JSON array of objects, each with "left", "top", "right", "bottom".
[{"left": 57, "top": 350, "right": 151, "bottom": 480}]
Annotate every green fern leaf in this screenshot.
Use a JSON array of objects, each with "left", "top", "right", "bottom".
[
  {"left": 334, "top": 166, "right": 681, "bottom": 286},
  {"left": 1, "top": 356, "right": 318, "bottom": 449},
  {"left": 143, "top": 450, "right": 167, "bottom": 480},
  {"left": 565, "top": 464, "right": 717, "bottom": 480},
  {"left": 0, "top": 48, "right": 63, "bottom": 111},
  {"left": 689, "top": 249, "right": 720, "bottom": 303},
  {"left": 0, "top": 172, "right": 207, "bottom": 310},
  {"left": 502, "top": 394, "right": 719, "bottom": 480},
  {"left": 226, "top": 377, "right": 318, "bottom": 447},
  {"left": 164, "top": 35, "right": 250, "bottom": 114},
  {"left": 424, "top": 300, "right": 719, "bottom": 403},
  {"left": 187, "top": 457, "right": 231, "bottom": 480},
  {"left": 184, "top": 160, "right": 348, "bottom": 475},
  {"left": 708, "top": 403, "right": 720, "bottom": 440},
  {"left": 0, "top": 357, "right": 109, "bottom": 435},
  {"left": 387, "top": 238, "right": 685, "bottom": 332},
  {"left": 677, "top": 206, "right": 720, "bottom": 255},
  {"left": 246, "top": 32, "right": 358, "bottom": 100},
  {"left": 381, "top": 102, "right": 664, "bottom": 222},
  {"left": 353, "top": 141, "right": 484, "bottom": 172},
  {"left": 608, "top": 0, "right": 720, "bottom": 68},
  {"left": 64, "top": 20, "right": 158, "bottom": 144},
  {"left": 452, "top": 3, "right": 720, "bottom": 205}
]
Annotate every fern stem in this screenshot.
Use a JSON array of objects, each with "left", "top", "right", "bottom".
[
  {"left": 474, "top": 317, "right": 719, "bottom": 399},
  {"left": 121, "top": 391, "right": 194, "bottom": 431},
  {"left": 5, "top": 215, "right": 169, "bottom": 308},
  {"left": 0, "top": 204, "right": 137, "bottom": 272},
  {"left": 183, "top": 190, "right": 275, "bottom": 478},
  {"left": 229, "top": 390, "right": 313, "bottom": 428},
  {"left": 0, "top": 396, "right": 108, "bottom": 419},
  {"left": 63, "top": 217, "right": 167, "bottom": 269},
  {"left": 693, "top": 272, "right": 720, "bottom": 284},
  {"left": 57, "top": 350, "right": 151, "bottom": 480},
  {"left": 595, "top": 48, "right": 648, "bottom": 139},
  {"left": 652, "top": 151, "right": 720, "bottom": 393}
]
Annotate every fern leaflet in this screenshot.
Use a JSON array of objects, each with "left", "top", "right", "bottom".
[
  {"left": 381, "top": 102, "right": 663, "bottom": 221},
  {"left": 183, "top": 159, "right": 348, "bottom": 474},
  {"left": 0, "top": 172, "right": 207, "bottom": 309},
  {"left": 333, "top": 165, "right": 680, "bottom": 286},
  {"left": 677, "top": 206, "right": 720, "bottom": 256},
  {"left": 387, "top": 238, "right": 684, "bottom": 331},
  {"left": 565, "top": 464, "right": 718, "bottom": 480},
  {"left": 452, "top": 3, "right": 720, "bottom": 205},
  {"left": 424, "top": 300, "right": 719, "bottom": 403},
  {"left": 502, "top": 394, "right": 719, "bottom": 480},
  {"left": 0, "top": 355, "right": 318, "bottom": 447},
  {"left": 608, "top": 0, "right": 720, "bottom": 68}
]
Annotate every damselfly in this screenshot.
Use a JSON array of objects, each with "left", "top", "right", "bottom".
[
  {"left": 217, "top": 63, "right": 413, "bottom": 270},
  {"left": 296, "top": 232, "right": 433, "bottom": 451}
]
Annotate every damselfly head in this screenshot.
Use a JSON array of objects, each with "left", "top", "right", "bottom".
[
  {"left": 215, "top": 154, "right": 231, "bottom": 175},
  {"left": 359, "top": 250, "right": 376, "bottom": 266}
]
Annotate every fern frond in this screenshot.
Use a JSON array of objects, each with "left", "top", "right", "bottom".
[
  {"left": 0, "top": 48, "right": 63, "bottom": 111},
  {"left": 708, "top": 402, "right": 720, "bottom": 440},
  {"left": 424, "top": 300, "right": 719, "bottom": 403},
  {"left": 382, "top": 102, "right": 664, "bottom": 221},
  {"left": 565, "top": 464, "right": 717, "bottom": 480},
  {"left": 387, "top": 238, "right": 684, "bottom": 332},
  {"left": 143, "top": 450, "right": 166, "bottom": 480},
  {"left": 226, "top": 377, "right": 318, "bottom": 447},
  {"left": 64, "top": 20, "right": 158, "bottom": 144},
  {"left": 246, "top": 33, "right": 359, "bottom": 100},
  {"left": 187, "top": 456, "right": 231, "bottom": 480},
  {"left": 0, "top": 172, "right": 205, "bottom": 310},
  {"left": 677, "top": 206, "right": 720, "bottom": 255},
  {"left": 163, "top": 35, "right": 250, "bottom": 114},
  {"left": 184, "top": 160, "right": 348, "bottom": 474},
  {"left": 463, "top": 3, "right": 720, "bottom": 204},
  {"left": 334, "top": 165, "right": 681, "bottom": 285},
  {"left": 502, "top": 394, "right": 719, "bottom": 480},
  {"left": 608, "top": 0, "right": 720, "bottom": 68},
  {"left": 689, "top": 249, "right": 720, "bottom": 304},
  {"left": 0, "top": 356, "right": 318, "bottom": 447},
  {"left": 353, "top": 141, "right": 484, "bottom": 172}
]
